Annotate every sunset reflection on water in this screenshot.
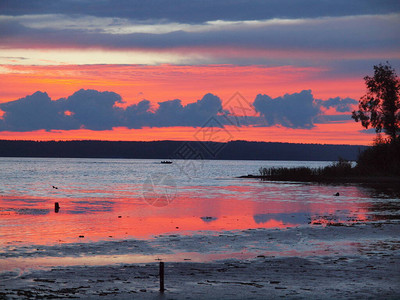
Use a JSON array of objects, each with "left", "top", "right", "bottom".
[
  {"left": 0, "top": 180, "right": 378, "bottom": 247},
  {"left": 1, "top": 157, "right": 399, "bottom": 271}
]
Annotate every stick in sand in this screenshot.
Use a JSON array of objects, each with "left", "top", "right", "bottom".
[{"left": 159, "top": 262, "right": 165, "bottom": 292}]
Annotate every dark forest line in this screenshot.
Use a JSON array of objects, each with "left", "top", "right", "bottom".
[{"left": 0, "top": 140, "right": 368, "bottom": 161}]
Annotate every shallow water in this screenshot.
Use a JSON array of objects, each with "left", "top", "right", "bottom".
[{"left": 0, "top": 157, "right": 399, "bottom": 270}]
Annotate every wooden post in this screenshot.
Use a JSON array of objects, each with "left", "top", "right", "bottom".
[
  {"left": 159, "top": 262, "right": 165, "bottom": 292},
  {"left": 54, "top": 202, "right": 60, "bottom": 213}
]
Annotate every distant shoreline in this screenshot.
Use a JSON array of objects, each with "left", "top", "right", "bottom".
[{"left": 0, "top": 140, "right": 368, "bottom": 161}]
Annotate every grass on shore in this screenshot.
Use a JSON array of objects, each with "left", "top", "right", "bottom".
[
  {"left": 258, "top": 159, "right": 354, "bottom": 180},
  {"left": 257, "top": 139, "right": 400, "bottom": 180}
]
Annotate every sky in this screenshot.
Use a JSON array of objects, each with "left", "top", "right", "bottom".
[{"left": 0, "top": 0, "right": 399, "bottom": 145}]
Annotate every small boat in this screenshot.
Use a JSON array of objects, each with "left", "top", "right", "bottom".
[{"left": 161, "top": 161, "right": 173, "bottom": 164}]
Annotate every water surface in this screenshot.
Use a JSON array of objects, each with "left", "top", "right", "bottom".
[{"left": 1, "top": 158, "right": 399, "bottom": 269}]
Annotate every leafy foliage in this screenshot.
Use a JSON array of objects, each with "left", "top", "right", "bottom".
[
  {"left": 352, "top": 63, "right": 400, "bottom": 141},
  {"left": 356, "top": 139, "right": 400, "bottom": 176}
]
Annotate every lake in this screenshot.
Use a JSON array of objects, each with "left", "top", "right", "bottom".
[{"left": 1, "top": 157, "right": 399, "bottom": 271}]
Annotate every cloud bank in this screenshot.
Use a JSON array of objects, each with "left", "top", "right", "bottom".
[
  {"left": 0, "top": 89, "right": 356, "bottom": 132},
  {"left": 0, "top": 0, "right": 399, "bottom": 68},
  {"left": 1, "top": 0, "right": 399, "bottom": 22},
  {"left": 1, "top": 13, "right": 398, "bottom": 54}
]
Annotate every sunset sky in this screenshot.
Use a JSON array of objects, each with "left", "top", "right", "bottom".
[{"left": 0, "top": 0, "right": 399, "bottom": 145}]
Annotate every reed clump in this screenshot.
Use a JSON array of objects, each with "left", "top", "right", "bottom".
[{"left": 259, "top": 158, "right": 354, "bottom": 180}]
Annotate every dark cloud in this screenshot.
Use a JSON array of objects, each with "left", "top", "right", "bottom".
[
  {"left": 126, "top": 93, "right": 222, "bottom": 128},
  {"left": 63, "top": 89, "right": 124, "bottom": 130},
  {"left": 253, "top": 92, "right": 358, "bottom": 128},
  {"left": 124, "top": 100, "right": 152, "bottom": 129},
  {"left": 311, "top": 59, "right": 400, "bottom": 80},
  {"left": 159, "top": 93, "right": 221, "bottom": 126},
  {"left": 0, "top": 90, "right": 223, "bottom": 132},
  {"left": 1, "top": 0, "right": 399, "bottom": 22},
  {"left": 253, "top": 90, "right": 320, "bottom": 129},
  {"left": 1, "top": 14, "right": 398, "bottom": 55},
  {"left": 0, "top": 91, "right": 74, "bottom": 131},
  {"left": 316, "top": 97, "right": 358, "bottom": 112},
  {"left": 0, "top": 89, "right": 360, "bottom": 132},
  {"left": 1, "top": 0, "right": 399, "bottom": 78},
  {"left": 0, "top": 89, "right": 123, "bottom": 131}
]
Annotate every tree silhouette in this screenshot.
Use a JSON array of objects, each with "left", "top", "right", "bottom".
[{"left": 352, "top": 63, "right": 400, "bottom": 142}]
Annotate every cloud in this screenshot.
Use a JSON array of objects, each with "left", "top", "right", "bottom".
[
  {"left": 0, "top": 89, "right": 360, "bottom": 132},
  {"left": 124, "top": 100, "right": 152, "bottom": 129},
  {"left": 0, "top": 0, "right": 399, "bottom": 71},
  {"left": 253, "top": 90, "right": 320, "bottom": 129},
  {"left": 124, "top": 93, "right": 222, "bottom": 128},
  {"left": 316, "top": 97, "right": 358, "bottom": 112},
  {"left": 253, "top": 91, "right": 360, "bottom": 128},
  {"left": 0, "top": 89, "right": 123, "bottom": 131},
  {"left": 313, "top": 114, "right": 353, "bottom": 124},
  {"left": 0, "top": 91, "right": 73, "bottom": 131},
  {"left": 1, "top": 0, "right": 399, "bottom": 22},
  {"left": 0, "top": 90, "right": 224, "bottom": 132},
  {"left": 1, "top": 12, "right": 399, "bottom": 56},
  {"left": 63, "top": 89, "right": 124, "bottom": 130},
  {"left": 313, "top": 96, "right": 358, "bottom": 124}
]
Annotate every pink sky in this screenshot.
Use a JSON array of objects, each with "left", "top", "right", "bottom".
[{"left": 1, "top": 2, "right": 399, "bottom": 145}]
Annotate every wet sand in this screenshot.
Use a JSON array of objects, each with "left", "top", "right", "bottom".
[
  {"left": 1, "top": 255, "right": 400, "bottom": 299},
  {"left": 1, "top": 223, "right": 399, "bottom": 299}
]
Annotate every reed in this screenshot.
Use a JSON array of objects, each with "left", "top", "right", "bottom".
[{"left": 259, "top": 159, "right": 354, "bottom": 179}]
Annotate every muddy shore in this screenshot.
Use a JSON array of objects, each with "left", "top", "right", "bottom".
[
  {"left": 1, "top": 255, "right": 400, "bottom": 299},
  {"left": 1, "top": 223, "right": 399, "bottom": 299}
]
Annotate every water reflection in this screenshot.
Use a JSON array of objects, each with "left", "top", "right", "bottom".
[
  {"left": 1, "top": 179, "right": 399, "bottom": 249},
  {"left": 254, "top": 212, "right": 310, "bottom": 225}
]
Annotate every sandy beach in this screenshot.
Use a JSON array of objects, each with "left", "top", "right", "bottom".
[{"left": 1, "top": 222, "right": 399, "bottom": 299}]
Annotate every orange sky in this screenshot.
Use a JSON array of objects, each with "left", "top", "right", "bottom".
[
  {"left": 0, "top": 123, "right": 371, "bottom": 145},
  {"left": 0, "top": 64, "right": 364, "bottom": 104},
  {"left": 0, "top": 64, "right": 373, "bottom": 145},
  {"left": 1, "top": 2, "right": 399, "bottom": 146}
]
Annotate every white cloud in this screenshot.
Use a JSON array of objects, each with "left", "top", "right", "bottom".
[
  {"left": 2, "top": 13, "right": 398, "bottom": 36},
  {"left": 0, "top": 49, "right": 188, "bottom": 65}
]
